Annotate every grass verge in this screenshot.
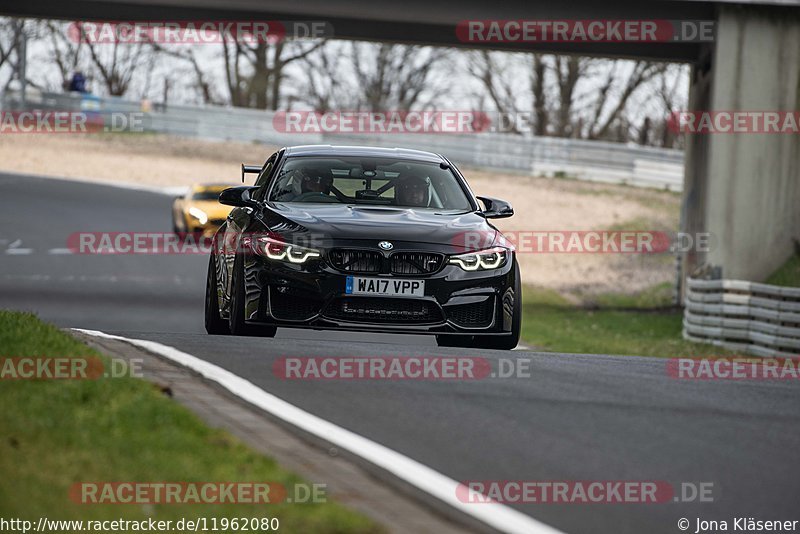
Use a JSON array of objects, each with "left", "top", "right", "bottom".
[
  {"left": 765, "top": 252, "right": 800, "bottom": 287},
  {"left": 0, "top": 310, "right": 380, "bottom": 532},
  {"left": 520, "top": 286, "right": 726, "bottom": 358}
]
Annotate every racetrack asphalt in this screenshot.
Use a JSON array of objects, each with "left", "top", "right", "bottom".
[{"left": 2, "top": 171, "right": 799, "bottom": 534}]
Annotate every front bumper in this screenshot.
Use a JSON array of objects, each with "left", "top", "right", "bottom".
[
  {"left": 239, "top": 246, "right": 518, "bottom": 336},
  {"left": 187, "top": 218, "right": 227, "bottom": 237}
]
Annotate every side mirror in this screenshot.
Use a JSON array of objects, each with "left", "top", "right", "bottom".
[
  {"left": 219, "top": 186, "right": 259, "bottom": 208},
  {"left": 476, "top": 196, "right": 514, "bottom": 219}
]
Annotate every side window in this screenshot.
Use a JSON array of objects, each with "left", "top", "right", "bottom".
[{"left": 252, "top": 154, "right": 277, "bottom": 201}]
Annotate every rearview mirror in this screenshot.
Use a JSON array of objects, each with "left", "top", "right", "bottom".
[
  {"left": 219, "top": 186, "right": 259, "bottom": 208},
  {"left": 476, "top": 196, "right": 514, "bottom": 219}
]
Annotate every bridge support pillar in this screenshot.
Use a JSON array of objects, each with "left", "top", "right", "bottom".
[{"left": 681, "top": 4, "right": 800, "bottom": 284}]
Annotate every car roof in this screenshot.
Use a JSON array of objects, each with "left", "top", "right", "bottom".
[{"left": 283, "top": 145, "right": 445, "bottom": 164}]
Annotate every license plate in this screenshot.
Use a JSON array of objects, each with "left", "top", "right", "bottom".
[{"left": 345, "top": 276, "right": 425, "bottom": 298}]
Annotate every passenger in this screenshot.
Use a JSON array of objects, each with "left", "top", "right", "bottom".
[{"left": 395, "top": 175, "right": 430, "bottom": 207}]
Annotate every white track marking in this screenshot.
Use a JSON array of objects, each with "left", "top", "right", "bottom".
[
  {"left": 5, "top": 239, "right": 33, "bottom": 255},
  {"left": 75, "top": 329, "right": 564, "bottom": 534},
  {"left": 47, "top": 248, "right": 74, "bottom": 255}
]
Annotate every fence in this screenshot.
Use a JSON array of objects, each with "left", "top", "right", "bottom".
[
  {"left": 2, "top": 89, "right": 686, "bottom": 191},
  {"left": 684, "top": 278, "right": 800, "bottom": 357}
]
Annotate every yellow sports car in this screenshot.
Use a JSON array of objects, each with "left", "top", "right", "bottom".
[{"left": 172, "top": 183, "right": 233, "bottom": 236}]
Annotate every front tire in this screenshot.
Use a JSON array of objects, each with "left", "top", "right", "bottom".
[
  {"left": 229, "top": 252, "right": 277, "bottom": 338},
  {"left": 205, "top": 252, "right": 230, "bottom": 335}
]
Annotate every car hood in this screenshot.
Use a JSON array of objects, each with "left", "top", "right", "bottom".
[{"left": 262, "top": 203, "right": 498, "bottom": 250}]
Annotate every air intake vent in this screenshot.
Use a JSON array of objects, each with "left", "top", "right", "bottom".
[
  {"left": 446, "top": 297, "right": 495, "bottom": 328},
  {"left": 390, "top": 252, "right": 444, "bottom": 275},
  {"left": 329, "top": 249, "right": 383, "bottom": 273}
]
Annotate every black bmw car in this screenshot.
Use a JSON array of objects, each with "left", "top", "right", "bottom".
[{"left": 205, "top": 145, "right": 521, "bottom": 349}]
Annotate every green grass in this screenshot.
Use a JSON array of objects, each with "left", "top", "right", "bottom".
[
  {"left": 590, "top": 282, "right": 675, "bottom": 308},
  {"left": 520, "top": 286, "right": 726, "bottom": 358},
  {"left": 0, "top": 311, "right": 380, "bottom": 532},
  {"left": 765, "top": 252, "right": 800, "bottom": 287}
]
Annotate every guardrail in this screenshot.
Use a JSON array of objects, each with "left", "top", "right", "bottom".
[
  {"left": 2, "top": 89, "right": 685, "bottom": 191},
  {"left": 683, "top": 278, "right": 800, "bottom": 357},
  {"left": 327, "top": 132, "right": 684, "bottom": 191}
]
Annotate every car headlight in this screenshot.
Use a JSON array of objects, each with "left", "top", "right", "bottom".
[
  {"left": 188, "top": 206, "right": 208, "bottom": 225},
  {"left": 252, "top": 236, "right": 321, "bottom": 264},
  {"left": 449, "top": 247, "right": 508, "bottom": 271}
]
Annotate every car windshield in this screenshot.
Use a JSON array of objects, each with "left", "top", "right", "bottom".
[{"left": 268, "top": 156, "right": 473, "bottom": 211}]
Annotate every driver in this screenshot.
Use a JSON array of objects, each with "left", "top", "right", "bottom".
[
  {"left": 296, "top": 167, "right": 334, "bottom": 199},
  {"left": 395, "top": 175, "right": 430, "bottom": 207}
]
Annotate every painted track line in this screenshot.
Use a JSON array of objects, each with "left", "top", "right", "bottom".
[{"left": 75, "top": 329, "right": 563, "bottom": 534}]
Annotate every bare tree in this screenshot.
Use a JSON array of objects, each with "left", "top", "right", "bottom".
[
  {"left": 585, "top": 61, "right": 666, "bottom": 140},
  {"left": 298, "top": 41, "right": 353, "bottom": 112},
  {"left": 530, "top": 54, "right": 547, "bottom": 136},
  {"left": 468, "top": 51, "right": 525, "bottom": 133},
  {"left": 222, "top": 39, "right": 323, "bottom": 109},
  {"left": 39, "top": 21, "right": 84, "bottom": 90},
  {"left": 44, "top": 22, "right": 156, "bottom": 97},
  {"left": 469, "top": 50, "right": 675, "bottom": 144},
  {"left": 653, "top": 63, "right": 687, "bottom": 148},
  {"left": 83, "top": 37, "right": 151, "bottom": 96},
  {"left": 0, "top": 18, "right": 34, "bottom": 91},
  {"left": 350, "top": 43, "right": 449, "bottom": 112},
  {"left": 552, "top": 55, "right": 592, "bottom": 137},
  {"left": 151, "top": 44, "right": 223, "bottom": 104},
  {"left": 469, "top": 52, "right": 584, "bottom": 136},
  {"left": 469, "top": 50, "right": 551, "bottom": 135},
  {"left": 0, "top": 20, "right": 16, "bottom": 69},
  {"left": 16, "top": 19, "right": 689, "bottom": 147}
]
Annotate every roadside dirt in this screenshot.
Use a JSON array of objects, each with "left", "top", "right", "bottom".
[{"left": 0, "top": 133, "right": 681, "bottom": 298}]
